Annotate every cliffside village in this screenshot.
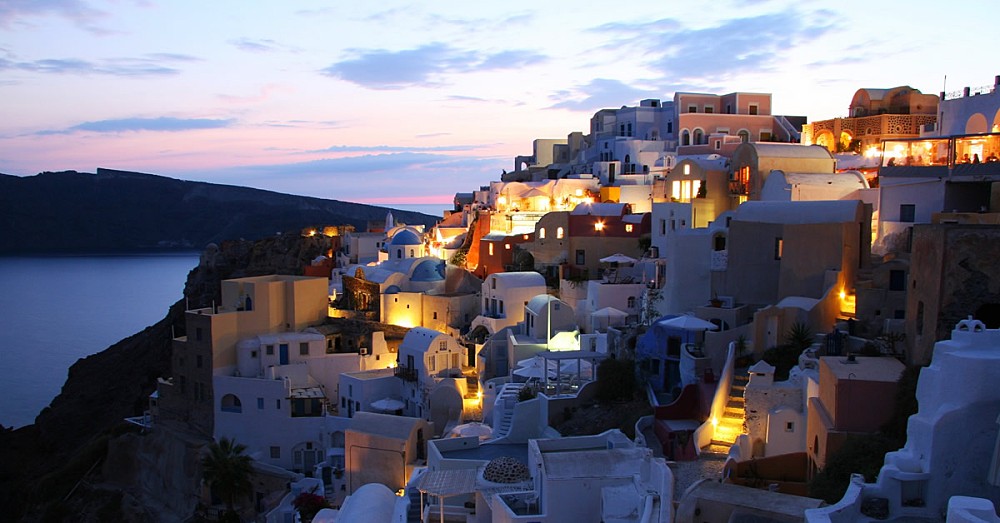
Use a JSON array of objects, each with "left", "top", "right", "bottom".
[{"left": 145, "top": 75, "right": 1000, "bottom": 522}]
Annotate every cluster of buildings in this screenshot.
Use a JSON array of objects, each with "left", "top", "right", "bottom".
[{"left": 145, "top": 75, "right": 1000, "bottom": 522}]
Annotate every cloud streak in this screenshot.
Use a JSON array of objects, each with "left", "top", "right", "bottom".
[
  {"left": 0, "top": 53, "right": 198, "bottom": 76},
  {"left": 229, "top": 38, "right": 299, "bottom": 54},
  {"left": 321, "top": 43, "right": 547, "bottom": 89},
  {"left": 37, "top": 117, "right": 234, "bottom": 135},
  {"left": 308, "top": 144, "right": 482, "bottom": 154}
]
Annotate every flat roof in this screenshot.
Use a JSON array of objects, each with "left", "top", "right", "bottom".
[
  {"left": 685, "top": 480, "right": 824, "bottom": 514},
  {"left": 821, "top": 356, "right": 905, "bottom": 382},
  {"left": 440, "top": 443, "right": 529, "bottom": 464},
  {"left": 542, "top": 448, "right": 646, "bottom": 479}
]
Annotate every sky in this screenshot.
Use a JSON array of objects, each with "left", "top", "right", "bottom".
[{"left": 0, "top": 1, "right": 996, "bottom": 205}]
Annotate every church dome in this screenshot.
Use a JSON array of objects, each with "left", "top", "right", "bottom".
[
  {"left": 389, "top": 229, "right": 421, "bottom": 246},
  {"left": 411, "top": 259, "right": 445, "bottom": 282}
]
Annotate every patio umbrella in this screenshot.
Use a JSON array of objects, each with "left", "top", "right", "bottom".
[
  {"left": 513, "top": 356, "right": 556, "bottom": 379},
  {"left": 599, "top": 253, "right": 638, "bottom": 264},
  {"left": 448, "top": 422, "right": 493, "bottom": 441},
  {"left": 657, "top": 314, "right": 719, "bottom": 331},
  {"left": 370, "top": 397, "right": 405, "bottom": 412}
]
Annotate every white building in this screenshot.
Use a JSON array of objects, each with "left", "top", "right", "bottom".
[
  {"left": 806, "top": 317, "right": 1000, "bottom": 522},
  {"left": 472, "top": 272, "right": 547, "bottom": 335}
]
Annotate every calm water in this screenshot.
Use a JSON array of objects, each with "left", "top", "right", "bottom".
[{"left": 0, "top": 253, "right": 199, "bottom": 429}]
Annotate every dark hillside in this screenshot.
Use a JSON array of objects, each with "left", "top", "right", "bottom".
[{"left": 0, "top": 168, "right": 438, "bottom": 253}]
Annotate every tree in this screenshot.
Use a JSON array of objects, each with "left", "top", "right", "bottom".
[{"left": 202, "top": 437, "right": 254, "bottom": 518}]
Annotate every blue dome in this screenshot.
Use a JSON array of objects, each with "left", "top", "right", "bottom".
[
  {"left": 389, "top": 229, "right": 421, "bottom": 246},
  {"left": 384, "top": 285, "right": 402, "bottom": 294},
  {"left": 411, "top": 259, "right": 445, "bottom": 282}
]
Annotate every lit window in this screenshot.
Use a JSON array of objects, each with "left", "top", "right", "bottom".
[
  {"left": 775, "top": 238, "right": 783, "bottom": 260},
  {"left": 505, "top": 243, "right": 511, "bottom": 250},
  {"left": 683, "top": 164, "right": 690, "bottom": 175},
  {"left": 540, "top": 228, "right": 546, "bottom": 239},
  {"left": 594, "top": 222, "right": 604, "bottom": 231},
  {"left": 488, "top": 243, "right": 494, "bottom": 255},
  {"left": 625, "top": 224, "right": 634, "bottom": 233},
  {"left": 557, "top": 227, "right": 564, "bottom": 239},
  {"left": 575, "top": 189, "right": 583, "bottom": 196}
]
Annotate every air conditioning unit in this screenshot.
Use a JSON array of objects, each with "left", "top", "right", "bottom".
[{"left": 359, "top": 347, "right": 369, "bottom": 356}]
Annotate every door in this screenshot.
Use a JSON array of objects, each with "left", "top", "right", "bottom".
[{"left": 279, "top": 344, "right": 289, "bottom": 365}]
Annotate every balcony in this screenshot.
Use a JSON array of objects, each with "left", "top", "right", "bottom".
[{"left": 394, "top": 366, "right": 418, "bottom": 382}]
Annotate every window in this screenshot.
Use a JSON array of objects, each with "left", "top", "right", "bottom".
[
  {"left": 195, "top": 327, "right": 203, "bottom": 342},
  {"left": 714, "top": 235, "right": 726, "bottom": 251},
  {"left": 539, "top": 228, "right": 546, "bottom": 239},
  {"left": 257, "top": 397, "right": 264, "bottom": 410},
  {"left": 625, "top": 224, "right": 634, "bottom": 233},
  {"left": 889, "top": 270, "right": 906, "bottom": 291},
  {"left": 688, "top": 105, "right": 697, "bottom": 113},
  {"left": 704, "top": 105, "right": 714, "bottom": 114},
  {"left": 660, "top": 219, "right": 666, "bottom": 235},
  {"left": 409, "top": 249, "right": 415, "bottom": 257},
  {"left": 693, "top": 129, "right": 704, "bottom": 145},
  {"left": 576, "top": 249, "right": 585, "bottom": 265},
  {"left": 504, "top": 243, "right": 511, "bottom": 250},
  {"left": 774, "top": 238, "right": 783, "bottom": 260},
  {"left": 556, "top": 227, "right": 564, "bottom": 239},
  {"left": 300, "top": 342, "right": 309, "bottom": 356},
  {"left": 499, "top": 301, "right": 504, "bottom": 314},
  {"left": 270, "top": 446, "right": 280, "bottom": 459},
  {"left": 749, "top": 103, "right": 758, "bottom": 115},
  {"left": 439, "top": 341, "right": 447, "bottom": 351},
  {"left": 433, "top": 312, "right": 438, "bottom": 320},
  {"left": 276, "top": 399, "right": 281, "bottom": 410},
  {"left": 196, "top": 354, "right": 203, "bottom": 368},
  {"left": 681, "top": 130, "right": 690, "bottom": 146},
  {"left": 667, "top": 121, "right": 673, "bottom": 133},
  {"left": 738, "top": 130, "right": 750, "bottom": 143},
  {"left": 488, "top": 243, "right": 494, "bottom": 256},
  {"left": 714, "top": 140, "right": 721, "bottom": 150},
  {"left": 900, "top": 204, "right": 916, "bottom": 223},
  {"left": 594, "top": 221, "right": 604, "bottom": 231},
  {"left": 683, "top": 164, "right": 691, "bottom": 175},
  {"left": 428, "top": 354, "right": 436, "bottom": 371},
  {"left": 266, "top": 345, "right": 274, "bottom": 356},
  {"left": 786, "top": 421, "right": 794, "bottom": 432},
  {"left": 627, "top": 296, "right": 636, "bottom": 308},
  {"left": 491, "top": 278, "right": 496, "bottom": 289},
  {"left": 760, "top": 130, "right": 772, "bottom": 141},
  {"left": 251, "top": 350, "right": 258, "bottom": 358}
]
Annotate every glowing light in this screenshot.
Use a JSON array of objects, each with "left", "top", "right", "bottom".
[
  {"left": 839, "top": 290, "right": 846, "bottom": 300},
  {"left": 497, "top": 196, "right": 507, "bottom": 206},
  {"left": 575, "top": 189, "right": 583, "bottom": 196},
  {"left": 594, "top": 221, "right": 605, "bottom": 231},
  {"left": 711, "top": 416, "right": 719, "bottom": 428},
  {"left": 396, "top": 489, "right": 406, "bottom": 497}
]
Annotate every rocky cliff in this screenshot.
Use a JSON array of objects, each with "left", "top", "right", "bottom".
[{"left": 0, "top": 232, "right": 334, "bottom": 521}]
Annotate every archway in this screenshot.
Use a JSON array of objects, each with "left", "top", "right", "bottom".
[
  {"left": 966, "top": 113, "right": 988, "bottom": 134},
  {"left": 814, "top": 130, "right": 835, "bottom": 151},
  {"left": 681, "top": 130, "right": 690, "bottom": 146},
  {"left": 693, "top": 128, "right": 704, "bottom": 145},
  {"left": 221, "top": 394, "right": 242, "bottom": 413}
]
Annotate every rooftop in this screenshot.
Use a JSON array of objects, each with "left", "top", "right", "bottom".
[{"left": 822, "top": 355, "right": 905, "bottom": 382}]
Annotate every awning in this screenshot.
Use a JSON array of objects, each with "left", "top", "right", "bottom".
[{"left": 416, "top": 468, "right": 479, "bottom": 497}]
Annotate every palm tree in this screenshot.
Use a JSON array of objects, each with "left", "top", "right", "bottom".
[{"left": 202, "top": 437, "right": 253, "bottom": 519}]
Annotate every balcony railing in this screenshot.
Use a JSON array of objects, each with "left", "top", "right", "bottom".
[{"left": 394, "top": 366, "right": 418, "bottom": 382}]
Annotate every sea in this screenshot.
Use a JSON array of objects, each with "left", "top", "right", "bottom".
[
  {"left": 0, "top": 203, "right": 450, "bottom": 430},
  {"left": 0, "top": 253, "right": 199, "bottom": 429}
]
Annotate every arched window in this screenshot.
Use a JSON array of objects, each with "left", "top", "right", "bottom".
[
  {"left": 556, "top": 227, "right": 564, "bottom": 239},
  {"left": 693, "top": 128, "right": 704, "bottom": 145},
  {"left": 409, "top": 249, "right": 415, "bottom": 257},
  {"left": 539, "top": 228, "right": 546, "bottom": 239},
  {"left": 681, "top": 130, "right": 690, "bottom": 146},
  {"left": 738, "top": 129, "right": 750, "bottom": 143},
  {"left": 221, "top": 394, "right": 242, "bottom": 413},
  {"left": 396, "top": 249, "right": 402, "bottom": 259}
]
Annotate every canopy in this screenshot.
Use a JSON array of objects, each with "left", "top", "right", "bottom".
[
  {"left": 369, "top": 397, "right": 405, "bottom": 412},
  {"left": 657, "top": 314, "right": 719, "bottom": 331},
  {"left": 599, "top": 253, "right": 637, "bottom": 264},
  {"left": 448, "top": 422, "right": 493, "bottom": 441}
]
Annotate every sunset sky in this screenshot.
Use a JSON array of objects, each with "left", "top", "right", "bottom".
[{"left": 0, "top": 0, "right": 995, "bottom": 204}]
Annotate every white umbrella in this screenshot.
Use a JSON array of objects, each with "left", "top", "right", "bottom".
[
  {"left": 657, "top": 314, "right": 719, "bottom": 331},
  {"left": 513, "top": 356, "right": 556, "bottom": 379},
  {"left": 599, "top": 253, "right": 638, "bottom": 264},
  {"left": 370, "top": 397, "right": 405, "bottom": 412},
  {"left": 448, "top": 422, "right": 493, "bottom": 441}
]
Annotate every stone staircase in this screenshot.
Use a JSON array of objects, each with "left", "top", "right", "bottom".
[
  {"left": 464, "top": 376, "right": 479, "bottom": 400},
  {"left": 492, "top": 383, "right": 522, "bottom": 439},
  {"left": 701, "top": 370, "right": 748, "bottom": 458}
]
